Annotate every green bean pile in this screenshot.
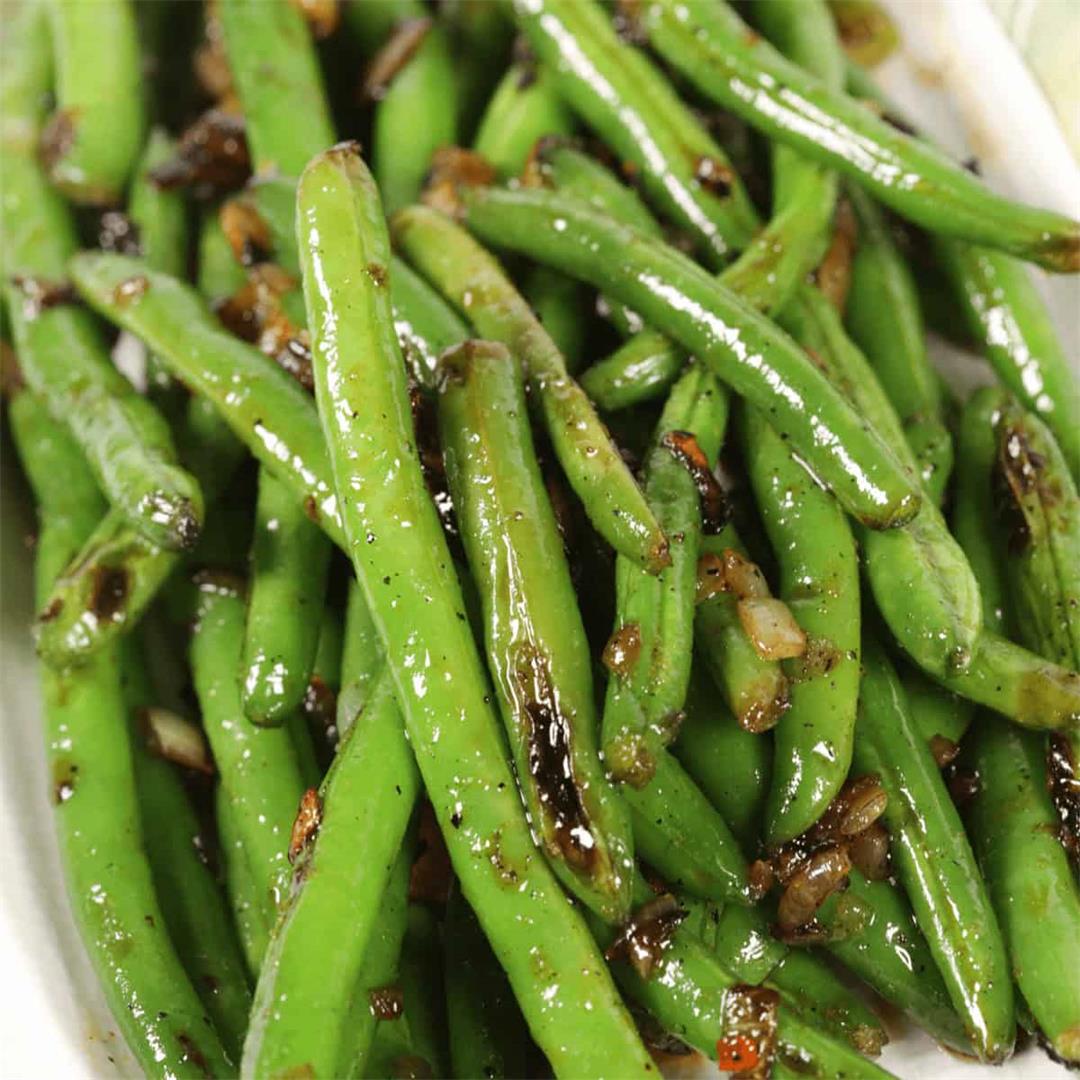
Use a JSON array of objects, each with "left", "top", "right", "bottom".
[{"left": 4, "top": 0, "right": 1080, "bottom": 1076}]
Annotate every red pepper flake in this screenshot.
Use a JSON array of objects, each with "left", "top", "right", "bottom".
[{"left": 716, "top": 1033, "right": 760, "bottom": 1073}]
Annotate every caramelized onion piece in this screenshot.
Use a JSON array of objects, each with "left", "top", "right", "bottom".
[
  {"left": 736, "top": 597, "right": 807, "bottom": 661},
  {"left": 139, "top": 707, "right": 214, "bottom": 775},
  {"left": 605, "top": 893, "right": 686, "bottom": 979},
  {"left": 777, "top": 845, "right": 852, "bottom": 931},
  {"left": 848, "top": 821, "right": 891, "bottom": 881}
]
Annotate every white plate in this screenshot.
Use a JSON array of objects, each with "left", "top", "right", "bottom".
[{"left": 1, "top": 2, "right": 1077, "bottom": 1076}]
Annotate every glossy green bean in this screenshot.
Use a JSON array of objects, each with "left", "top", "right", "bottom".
[
  {"left": 513, "top": 0, "right": 757, "bottom": 266},
  {"left": 218, "top": 787, "right": 271, "bottom": 981},
  {"left": 854, "top": 637, "right": 1014, "bottom": 1061},
  {"left": 672, "top": 666, "right": 771, "bottom": 850},
  {"left": 69, "top": 253, "right": 348, "bottom": 547},
  {"left": 582, "top": 337, "right": 686, "bottom": 412},
  {"left": 602, "top": 365, "right": 726, "bottom": 779},
  {"left": 35, "top": 394, "right": 245, "bottom": 669},
  {"left": 241, "top": 470, "right": 331, "bottom": 726},
  {"left": 298, "top": 146, "right": 654, "bottom": 1077},
  {"left": 460, "top": 185, "right": 921, "bottom": 530},
  {"left": 190, "top": 577, "right": 307, "bottom": 937},
  {"left": 8, "top": 381, "right": 231, "bottom": 1078},
  {"left": 934, "top": 242, "right": 1080, "bottom": 476},
  {"left": 120, "top": 639, "right": 252, "bottom": 1064},
  {"left": 334, "top": 839, "right": 413, "bottom": 1078},
  {"left": 741, "top": 404, "right": 860, "bottom": 846},
  {"left": 780, "top": 284, "right": 982, "bottom": 679},
  {"left": 2, "top": 144, "right": 203, "bottom": 552},
  {"left": 593, "top": 880, "right": 891, "bottom": 1077},
  {"left": 816, "top": 870, "right": 971, "bottom": 1053},
  {"left": 640, "top": 0, "right": 1080, "bottom": 272},
  {"left": 41, "top": 0, "right": 145, "bottom": 204},
  {"left": 473, "top": 63, "right": 576, "bottom": 180},
  {"left": 337, "top": 579, "right": 386, "bottom": 740},
  {"left": 392, "top": 203, "right": 668, "bottom": 572},
  {"left": 903, "top": 665, "right": 972, "bottom": 747},
  {"left": 218, "top": 0, "right": 334, "bottom": 174},
  {"left": 243, "top": 669, "right": 420, "bottom": 1078},
  {"left": 844, "top": 184, "right": 953, "bottom": 499},
  {"left": 993, "top": 398, "right": 1080, "bottom": 670},
  {"left": 445, "top": 884, "right": 531, "bottom": 1080},
  {"left": 522, "top": 266, "right": 588, "bottom": 372},
  {"left": 967, "top": 716, "right": 1080, "bottom": 1063},
  {"left": 694, "top": 526, "right": 791, "bottom": 737},
  {"left": 439, "top": 339, "right": 633, "bottom": 921}
]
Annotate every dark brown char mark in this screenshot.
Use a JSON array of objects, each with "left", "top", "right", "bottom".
[
  {"left": 604, "top": 893, "right": 685, "bottom": 979},
  {"left": 660, "top": 430, "right": 729, "bottom": 533},
  {"left": 1047, "top": 734, "right": 1080, "bottom": 862},
  {"left": 148, "top": 109, "right": 250, "bottom": 195},
  {"left": 89, "top": 565, "right": 131, "bottom": 623}
]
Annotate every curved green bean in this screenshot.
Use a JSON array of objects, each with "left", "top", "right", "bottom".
[
  {"left": 460, "top": 185, "right": 921, "bottom": 530},
  {"left": 438, "top": 339, "right": 634, "bottom": 921},
  {"left": 189, "top": 576, "right": 307, "bottom": 937},
  {"left": 672, "top": 666, "right": 771, "bottom": 850},
  {"left": 513, "top": 0, "right": 757, "bottom": 266},
  {"left": 242, "top": 670, "right": 420, "bottom": 1078},
  {"left": 445, "top": 884, "right": 531, "bottom": 1080},
  {"left": 8, "top": 380, "right": 230, "bottom": 1078},
  {"left": 336, "top": 579, "right": 386, "bottom": 740},
  {"left": 41, "top": 0, "right": 145, "bottom": 204},
  {"left": 474, "top": 63, "right": 576, "bottom": 180},
  {"left": 741, "top": 404, "right": 860, "bottom": 846},
  {"left": 816, "top": 870, "right": 971, "bottom": 1053},
  {"left": 218, "top": 787, "right": 271, "bottom": 981},
  {"left": 241, "top": 470, "right": 331, "bottom": 726},
  {"left": 298, "top": 145, "right": 655, "bottom": 1077},
  {"left": 639, "top": 0, "right": 1080, "bottom": 271},
  {"left": 854, "top": 636, "right": 1014, "bottom": 1061},
  {"left": 392, "top": 203, "right": 669, "bottom": 572},
  {"left": 967, "top": 716, "right": 1080, "bottom": 1063}
]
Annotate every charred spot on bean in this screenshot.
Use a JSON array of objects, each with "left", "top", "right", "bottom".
[
  {"left": 302, "top": 674, "right": 336, "bottom": 728},
  {"left": 994, "top": 420, "right": 1054, "bottom": 553},
  {"left": 361, "top": 17, "right": 432, "bottom": 102},
  {"left": 98, "top": 211, "right": 142, "bottom": 256},
  {"left": 176, "top": 1033, "right": 212, "bottom": 1079},
  {"left": 928, "top": 734, "right": 960, "bottom": 768},
  {"left": 944, "top": 763, "right": 981, "bottom": 806},
  {"left": 659, "top": 431, "right": 729, "bottom": 532},
  {"left": 604, "top": 893, "right": 685, "bottom": 979},
  {"left": 89, "top": 565, "right": 131, "bottom": 623},
  {"left": 148, "top": 110, "right": 251, "bottom": 196},
  {"left": 368, "top": 984, "right": 405, "bottom": 1021},
  {"left": 367, "top": 262, "right": 388, "bottom": 288},
  {"left": 693, "top": 156, "right": 734, "bottom": 199},
  {"left": 1047, "top": 734, "right": 1080, "bottom": 861},
  {"left": 789, "top": 636, "right": 841, "bottom": 681},
  {"left": 602, "top": 622, "right": 642, "bottom": 678},
  {"left": 11, "top": 275, "right": 80, "bottom": 319},
  {"left": 39, "top": 596, "right": 64, "bottom": 623},
  {"left": 739, "top": 688, "right": 790, "bottom": 735},
  {"left": 612, "top": 0, "right": 647, "bottom": 45},
  {"left": 288, "top": 788, "right": 322, "bottom": 864},
  {"left": 410, "top": 802, "right": 452, "bottom": 903},
  {"left": 38, "top": 108, "right": 78, "bottom": 174}
]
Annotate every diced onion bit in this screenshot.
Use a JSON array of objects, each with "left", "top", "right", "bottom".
[
  {"left": 139, "top": 707, "right": 214, "bottom": 775},
  {"left": 848, "top": 821, "right": 891, "bottom": 881},
  {"left": 604, "top": 893, "right": 686, "bottom": 980},
  {"left": 928, "top": 734, "right": 960, "bottom": 768},
  {"left": 720, "top": 549, "right": 769, "bottom": 600},
  {"left": 777, "top": 845, "right": 852, "bottom": 932},
  {"left": 736, "top": 597, "right": 807, "bottom": 661}
]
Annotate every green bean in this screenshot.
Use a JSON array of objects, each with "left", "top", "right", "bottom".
[
  {"left": 953, "top": 387, "right": 1013, "bottom": 636},
  {"left": 815, "top": 870, "right": 971, "bottom": 1053},
  {"left": 602, "top": 365, "right": 726, "bottom": 780},
  {"left": 522, "top": 266, "right": 588, "bottom": 372},
  {"left": 120, "top": 639, "right": 252, "bottom": 1064},
  {"left": 902, "top": 665, "right": 972, "bottom": 748},
  {"left": 334, "top": 840, "right": 413, "bottom": 1078},
  {"left": 35, "top": 393, "right": 245, "bottom": 669},
  {"left": 992, "top": 398, "right": 1080, "bottom": 670},
  {"left": 854, "top": 636, "right": 1014, "bottom": 1061},
  {"left": 303, "top": 604, "right": 346, "bottom": 765},
  {"left": 40, "top": 0, "right": 145, "bottom": 204},
  {"left": 69, "top": 252, "right": 349, "bottom": 547},
  {"left": 639, "top": 0, "right": 1080, "bottom": 272},
  {"left": 341, "top": 0, "right": 418, "bottom": 55},
  {"left": 966, "top": 716, "right": 1080, "bottom": 1063},
  {"left": 218, "top": 0, "right": 334, "bottom": 174},
  {"left": 368, "top": 4, "right": 459, "bottom": 215},
  {"left": 445, "top": 884, "right": 530, "bottom": 1080},
  {"left": 298, "top": 145, "right": 655, "bottom": 1077},
  {"left": 672, "top": 666, "right": 771, "bottom": 850},
  {"left": 582, "top": 336, "right": 686, "bottom": 412},
  {"left": 473, "top": 63, "right": 576, "bottom": 180},
  {"left": 741, "top": 404, "right": 860, "bottom": 846},
  {"left": 780, "top": 284, "right": 982, "bottom": 679},
  {"left": 438, "top": 339, "right": 634, "bottom": 921},
  {"left": 8, "top": 380, "right": 231, "bottom": 1078},
  {"left": 243, "top": 669, "right": 420, "bottom": 1078},
  {"left": 390, "top": 256, "right": 470, "bottom": 388},
  {"left": 2, "top": 141, "right": 204, "bottom": 551},
  {"left": 393, "top": 204, "right": 669, "bottom": 572},
  {"left": 592, "top": 880, "right": 892, "bottom": 1077},
  {"left": 337, "top": 579, "right": 386, "bottom": 740},
  {"left": 934, "top": 242, "right": 1080, "bottom": 476},
  {"left": 460, "top": 185, "right": 921, "bottom": 530},
  {"left": 218, "top": 786, "right": 271, "bottom": 980},
  {"left": 365, "top": 904, "right": 448, "bottom": 1078},
  {"left": 694, "top": 527, "right": 791, "bottom": 736},
  {"left": 241, "top": 470, "right": 331, "bottom": 726},
  {"left": 443, "top": 0, "right": 515, "bottom": 132},
  {"left": 189, "top": 576, "right": 307, "bottom": 937},
  {"left": 513, "top": 0, "right": 758, "bottom": 266},
  {"left": 844, "top": 184, "right": 953, "bottom": 498}
]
